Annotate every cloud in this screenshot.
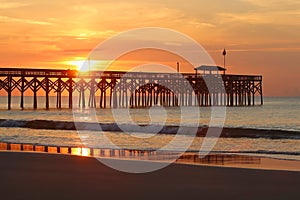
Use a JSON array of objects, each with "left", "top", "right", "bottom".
[
  {"left": 216, "top": 9, "right": 300, "bottom": 26},
  {"left": 0, "top": 1, "right": 30, "bottom": 9},
  {"left": 67, "top": 2, "right": 186, "bottom": 28},
  {"left": 240, "top": 0, "right": 300, "bottom": 8},
  {"left": 188, "top": 21, "right": 216, "bottom": 28},
  {"left": 0, "top": 15, "right": 53, "bottom": 25}
]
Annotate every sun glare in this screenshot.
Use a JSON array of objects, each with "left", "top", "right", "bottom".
[
  {"left": 82, "top": 148, "right": 90, "bottom": 157},
  {"left": 62, "top": 57, "right": 115, "bottom": 72},
  {"left": 61, "top": 57, "right": 93, "bottom": 72},
  {"left": 67, "top": 60, "right": 89, "bottom": 72},
  {"left": 71, "top": 147, "right": 90, "bottom": 157},
  {"left": 63, "top": 58, "right": 106, "bottom": 72}
]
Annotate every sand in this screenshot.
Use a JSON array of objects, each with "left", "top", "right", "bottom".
[{"left": 0, "top": 152, "right": 299, "bottom": 200}]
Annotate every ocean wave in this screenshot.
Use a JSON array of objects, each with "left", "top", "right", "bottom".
[{"left": 0, "top": 119, "right": 299, "bottom": 139}]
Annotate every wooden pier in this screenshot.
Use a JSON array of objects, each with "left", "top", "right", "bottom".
[{"left": 0, "top": 68, "right": 263, "bottom": 109}]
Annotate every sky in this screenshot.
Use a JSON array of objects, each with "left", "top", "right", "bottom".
[{"left": 0, "top": 0, "right": 299, "bottom": 96}]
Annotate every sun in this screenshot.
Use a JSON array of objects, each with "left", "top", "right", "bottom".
[
  {"left": 62, "top": 57, "right": 109, "bottom": 72},
  {"left": 62, "top": 57, "right": 90, "bottom": 72},
  {"left": 69, "top": 60, "right": 90, "bottom": 72},
  {"left": 71, "top": 60, "right": 90, "bottom": 72}
]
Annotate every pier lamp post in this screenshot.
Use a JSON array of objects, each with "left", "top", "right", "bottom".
[{"left": 222, "top": 49, "right": 227, "bottom": 69}]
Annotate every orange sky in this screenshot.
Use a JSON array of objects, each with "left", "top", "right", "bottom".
[{"left": 0, "top": 0, "right": 299, "bottom": 96}]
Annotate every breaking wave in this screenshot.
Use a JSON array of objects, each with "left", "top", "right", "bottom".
[{"left": 0, "top": 119, "right": 299, "bottom": 139}]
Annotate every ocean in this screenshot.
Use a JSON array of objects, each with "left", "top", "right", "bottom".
[{"left": 0, "top": 96, "right": 299, "bottom": 161}]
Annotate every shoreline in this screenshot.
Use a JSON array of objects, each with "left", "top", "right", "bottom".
[
  {"left": 1, "top": 141, "right": 300, "bottom": 172},
  {"left": 0, "top": 151, "right": 300, "bottom": 200},
  {"left": 1, "top": 118, "right": 300, "bottom": 139}
]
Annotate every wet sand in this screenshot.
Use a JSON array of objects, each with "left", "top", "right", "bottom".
[{"left": 0, "top": 152, "right": 299, "bottom": 200}]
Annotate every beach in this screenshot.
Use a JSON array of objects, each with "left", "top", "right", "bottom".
[
  {"left": 1, "top": 0, "right": 300, "bottom": 199},
  {"left": 0, "top": 97, "right": 299, "bottom": 199},
  {"left": 1, "top": 151, "right": 299, "bottom": 200}
]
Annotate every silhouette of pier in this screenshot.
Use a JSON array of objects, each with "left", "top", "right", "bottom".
[{"left": 0, "top": 68, "right": 263, "bottom": 110}]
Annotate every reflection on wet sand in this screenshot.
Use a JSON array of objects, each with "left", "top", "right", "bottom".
[
  {"left": 176, "top": 153, "right": 261, "bottom": 166},
  {"left": 0, "top": 142, "right": 261, "bottom": 167}
]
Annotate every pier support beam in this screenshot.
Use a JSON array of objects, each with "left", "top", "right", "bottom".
[
  {"left": 20, "top": 76, "right": 25, "bottom": 109},
  {"left": 68, "top": 78, "right": 73, "bottom": 109},
  {"left": 33, "top": 77, "right": 38, "bottom": 109},
  {"left": 45, "top": 77, "right": 49, "bottom": 109},
  {"left": 7, "top": 76, "right": 12, "bottom": 110},
  {"left": 260, "top": 81, "right": 263, "bottom": 105},
  {"left": 56, "top": 78, "right": 62, "bottom": 109}
]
